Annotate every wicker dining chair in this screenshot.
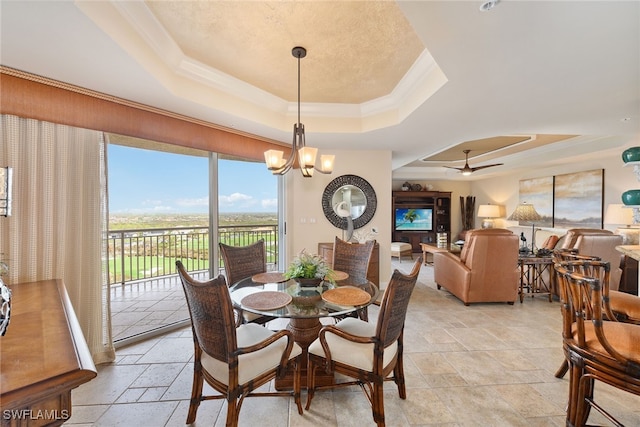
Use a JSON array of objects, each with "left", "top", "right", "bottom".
[
  {"left": 554, "top": 262, "right": 640, "bottom": 427},
  {"left": 305, "top": 257, "right": 422, "bottom": 427},
  {"left": 331, "top": 236, "right": 375, "bottom": 284},
  {"left": 331, "top": 236, "right": 376, "bottom": 321},
  {"left": 175, "top": 260, "right": 302, "bottom": 427},
  {"left": 552, "top": 251, "right": 640, "bottom": 379},
  {"left": 219, "top": 239, "right": 274, "bottom": 325}
]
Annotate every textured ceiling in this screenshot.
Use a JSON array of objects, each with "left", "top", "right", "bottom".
[
  {"left": 1, "top": 1, "right": 638, "bottom": 179},
  {"left": 147, "top": 1, "right": 424, "bottom": 104}
]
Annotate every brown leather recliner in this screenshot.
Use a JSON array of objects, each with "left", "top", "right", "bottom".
[
  {"left": 559, "top": 228, "right": 624, "bottom": 290},
  {"left": 434, "top": 228, "right": 519, "bottom": 305}
]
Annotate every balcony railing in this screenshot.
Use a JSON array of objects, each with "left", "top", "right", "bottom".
[{"left": 107, "top": 224, "right": 279, "bottom": 285}]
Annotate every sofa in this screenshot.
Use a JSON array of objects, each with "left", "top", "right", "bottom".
[{"left": 434, "top": 228, "right": 519, "bottom": 305}]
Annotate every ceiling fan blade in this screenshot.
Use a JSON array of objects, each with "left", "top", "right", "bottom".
[
  {"left": 470, "top": 163, "right": 504, "bottom": 172},
  {"left": 443, "top": 166, "right": 464, "bottom": 171}
]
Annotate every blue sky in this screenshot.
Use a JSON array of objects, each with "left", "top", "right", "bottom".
[{"left": 108, "top": 144, "right": 278, "bottom": 214}]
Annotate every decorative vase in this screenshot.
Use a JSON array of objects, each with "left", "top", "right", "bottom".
[
  {"left": 621, "top": 189, "right": 640, "bottom": 206},
  {"left": 294, "top": 277, "right": 323, "bottom": 287},
  {"left": 622, "top": 147, "right": 640, "bottom": 164}
]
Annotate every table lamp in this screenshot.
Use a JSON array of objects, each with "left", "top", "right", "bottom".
[
  {"left": 507, "top": 202, "right": 542, "bottom": 254},
  {"left": 477, "top": 204, "right": 501, "bottom": 228},
  {"left": 604, "top": 203, "right": 639, "bottom": 245}
]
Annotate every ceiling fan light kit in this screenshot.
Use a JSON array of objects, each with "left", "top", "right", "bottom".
[{"left": 444, "top": 149, "right": 503, "bottom": 175}]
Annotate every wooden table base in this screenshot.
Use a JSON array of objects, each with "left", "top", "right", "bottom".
[{"left": 275, "top": 317, "right": 335, "bottom": 390}]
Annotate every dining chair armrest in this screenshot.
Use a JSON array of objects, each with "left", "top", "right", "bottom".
[
  {"left": 317, "top": 324, "right": 376, "bottom": 369},
  {"left": 233, "top": 307, "right": 243, "bottom": 327}
]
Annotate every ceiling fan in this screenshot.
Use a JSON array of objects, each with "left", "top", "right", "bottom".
[{"left": 444, "top": 149, "right": 504, "bottom": 176}]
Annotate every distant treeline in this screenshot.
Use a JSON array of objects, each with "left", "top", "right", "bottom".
[{"left": 109, "top": 212, "right": 278, "bottom": 230}]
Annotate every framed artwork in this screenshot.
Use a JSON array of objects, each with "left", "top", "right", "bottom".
[
  {"left": 553, "top": 169, "right": 604, "bottom": 228},
  {"left": 518, "top": 176, "right": 554, "bottom": 227}
]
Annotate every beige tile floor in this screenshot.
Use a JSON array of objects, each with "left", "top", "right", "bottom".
[{"left": 70, "top": 260, "right": 640, "bottom": 426}]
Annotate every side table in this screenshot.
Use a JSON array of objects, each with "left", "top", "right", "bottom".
[{"left": 518, "top": 256, "right": 554, "bottom": 303}]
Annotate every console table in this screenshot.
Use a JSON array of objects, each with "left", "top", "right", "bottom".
[
  {"left": 0, "top": 279, "right": 97, "bottom": 426},
  {"left": 420, "top": 242, "right": 461, "bottom": 265}
]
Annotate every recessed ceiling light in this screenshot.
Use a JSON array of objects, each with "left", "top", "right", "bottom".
[{"left": 480, "top": 0, "right": 500, "bottom": 12}]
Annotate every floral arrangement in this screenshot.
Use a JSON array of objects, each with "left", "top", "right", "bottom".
[{"left": 283, "top": 250, "right": 335, "bottom": 283}]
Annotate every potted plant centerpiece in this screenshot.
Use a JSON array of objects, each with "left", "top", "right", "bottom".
[{"left": 284, "top": 250, "right": 335, "bottom": 287}]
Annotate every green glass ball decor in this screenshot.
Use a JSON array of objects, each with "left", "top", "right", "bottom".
[
  {"left": 621, "top": 189, "right": 640, "bottom": 206},
  {"left": 622, "top": 147, "right": 640, "bottom": 163}
]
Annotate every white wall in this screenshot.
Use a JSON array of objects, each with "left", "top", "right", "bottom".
[
  {"left": 469, "top": 143, "right": 639, "bottom": 246},
  {"left": 284, "top": 143, "right": 638, "bottom": 285},
  {"left": 286, "top": 149, "right": 393, "bottom": 286}
]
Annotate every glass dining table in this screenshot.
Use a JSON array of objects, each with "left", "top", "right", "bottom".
[{"left": 229, "top": 272, "right": 379, "bottom": 390}]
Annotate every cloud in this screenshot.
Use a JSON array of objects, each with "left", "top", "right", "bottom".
[
  {"left": 220, "top": 192, "right": 253, "bottom": 203},
  {"left": 261, "top": 198, "right": 278, "bottom": 209},
  {"left": 176, "top": 197, "right": 209, "bottom": 207},
  {"left": 219, "top": 193, "right": 256, "bottom": 209}
]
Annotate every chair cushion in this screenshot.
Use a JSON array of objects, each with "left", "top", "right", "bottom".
[
  {"left": 609, "top": 291, "right": 640, "bottom": 322},
  {"left": 201, "top": 323, "right": 302, "bottom": 386},
  {"left": 308, "top": 317, "right": 398, "bottom": 371},
  {"left": 571, "top": 321, "right": 640, "bottom": 365}
]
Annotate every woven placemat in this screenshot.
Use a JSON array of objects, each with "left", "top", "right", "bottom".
[
  {"left": 322, "top": 286, "right": 370, "bottom": 306},
  {"left": 241, "top": 291, "right": 292, "bottom": 311},
  {"left": 251, "top": 272, "right": 287, "bottom": 284},
  {"left": 332, "top": 270, "right": 349, "bottom": 281}
]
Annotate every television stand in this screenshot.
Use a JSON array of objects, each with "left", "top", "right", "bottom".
[{"left": 392, "top": 191, "right": 452, "bottom": 252}]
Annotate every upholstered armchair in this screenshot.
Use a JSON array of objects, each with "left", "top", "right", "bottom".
[
  {"left": 558, "top": 228, "right": 624, "bottom": 290},
  {"left": 434, "top": 228, "right": 519, "bottom": 305}
]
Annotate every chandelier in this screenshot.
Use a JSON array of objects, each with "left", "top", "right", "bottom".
[{"left": 264, "top": 47, "right": 334, "bottom": 178}]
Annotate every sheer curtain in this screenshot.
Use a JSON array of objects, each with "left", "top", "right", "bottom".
[{"left": 0, "top": 114, "right": 115, "bottom": 364}]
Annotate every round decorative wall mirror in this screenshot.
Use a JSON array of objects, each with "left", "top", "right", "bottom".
[{"left": 322, "top": 175, "right": 377, "bottom": 230}]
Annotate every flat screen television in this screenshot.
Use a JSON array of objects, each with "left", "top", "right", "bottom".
[{"left": 395, "top": 208, "right": 433, "bottom": 231}]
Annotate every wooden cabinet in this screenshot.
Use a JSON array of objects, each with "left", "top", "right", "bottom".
[
  {"left": 318, "top": 242, "right": 379, "bottom": 286},
  {"left": 0, "top": 280, "right": 97, "bottom": 427},
  {"left": 392, "top": 191, "right": 452, "bottom": 252},
  {"left": 620, "top": 255, "right": 639, "bottom": 295}
]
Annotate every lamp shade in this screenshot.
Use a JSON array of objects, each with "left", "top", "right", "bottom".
[
  {"left": 604, "top": 203, "right": 633, "bottom": 225},
  {"left": 507, "top": 203, "right": 541, "bottom": 223},
  {"left": 477, "top": 204, "right": 501, "bottom": 218}
]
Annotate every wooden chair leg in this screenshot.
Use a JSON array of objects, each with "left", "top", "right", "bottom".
[
  {"left": 372, "top": 380, "right": 385, "bottom": 427},
  {"left": 575, "top": 375, "right": 594, "bottom": 427},
  {"left": 186, "top": 365, "right": 204, "bottom": 424},
  {"left": 566, "top": 360, "right": 583, "bottom": 427},
  {"left": 393, "top": 355, "right": 407, "bottom": 399},
  {"left": 226, "top": 397, "right": 239, "bottom": 427},
  {"left": 555, "top": 359, "right": 569, "bottom": 378}
]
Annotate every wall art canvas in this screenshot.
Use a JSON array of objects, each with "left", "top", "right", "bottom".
[
  {"left": 553, "top": 169, "right": 604, "bottom": 229},
  {"left": 518, "top": 176, "right": 554, "bottom": 227}
]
